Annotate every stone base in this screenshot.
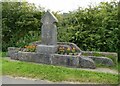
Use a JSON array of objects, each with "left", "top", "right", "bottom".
[
  {"left": 8, "top": 46, "right": 115, "bottom": 69},
  {"left": 50, "top": 54, "right": 79, "bottom": 67},
  {"left": 36, "top": 45, "right": 57, "bottom": 54},
  {"left": 9, "top": 51, "right": 50, "bottom": 64}
]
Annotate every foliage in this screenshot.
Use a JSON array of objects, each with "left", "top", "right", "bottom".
[
  {"left": 2, "top": 2, "right": 43, "bottom": 51},
  {"left": 57, "top": 1, "right": 119, "bottom": 52},
  {"left": 2, "top": 58, "right": 118, "bottom": 84},
  {"left": 0, "top": 52, "right": 7, "bottom": 57},
  {"left": 2, "top": 1, "right": 119, "bottom": 53},
  {"left": 15, "top": 31, "right": 40, "bottom": 48},
  {"left": 117, "top": 1, "right": 120, "bottom": 62}
]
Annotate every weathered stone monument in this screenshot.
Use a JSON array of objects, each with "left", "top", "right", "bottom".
[
  {"left": 36, "top": 10, "right": 58, "bottom": 54},
  {"left": 8, "top": 10, "right": 115, "bottom": 69},
  {"left": 41, "top": 10, "right": 58, "bottom": 45}
]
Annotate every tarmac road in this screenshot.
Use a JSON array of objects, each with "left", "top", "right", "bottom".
[
  {"left": 2, "top": 76, "right": 52, "bottom": 84},
  {"left": 1, "top": 76, "right": 77, "bottom": 84}
]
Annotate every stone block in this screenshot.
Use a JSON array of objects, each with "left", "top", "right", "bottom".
[
  {"left": 34, "top": 53, "right": 50, "bottom": 64},
  {"left": 81, "top": 51, "right": 117, "bottom": 64},
  {"left": 36, "top": 45, "right": 57, "bottom": 54},
  {"left": 8, "top": 47, "right": 19, "bottom": 60},
  {"left": 50, "top": 54, "right": 79, "bottom": 67},
  {"left": 41, "top": 11, "right": 58, "bottom": 45},
  {"left": 41, "top": 24, "right": 57, "bottom": 45},
  {"left": 88, "top": 56, "right": 114, "bottom": 66},
  {"left": 15, "top": 51, "right": 50, "bottom": 64},
  {"left": 79, "top": 56, "right": 96, "bottom": 69},
  {"left": 17, "top": 51, "right": 36, "bottom": 62}
]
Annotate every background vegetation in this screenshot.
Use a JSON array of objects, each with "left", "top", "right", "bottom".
[
  {"left": 2, "top": 1, "right": 119, "bottom": 53},
  {"left": 2, "top": 2, "right": 43, "bottom": 51}
]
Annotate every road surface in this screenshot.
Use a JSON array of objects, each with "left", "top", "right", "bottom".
[{"left": 1, "top": 76, "right": 72, "bottom": 84}]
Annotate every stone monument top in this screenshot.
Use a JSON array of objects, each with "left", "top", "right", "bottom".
[
  {"left": 41, "top": 10, "right": 58, "bottom": 24},
  {"left": 41, "top": 10, "right": 58, "bottom": 45}
]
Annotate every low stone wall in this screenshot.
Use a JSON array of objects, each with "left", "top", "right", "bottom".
[
  {"left": 81, "top": 51, "right": 118, "bottom": 64},
  {"left": 8, "top": 47, "right": 50, "bottom": 64},
  {"left": 50, "top": 54, "right": 79, "bottom": 68},
  {"left": 16, "top": 52, "right": 50, "bottom": 64},
  {"left": 8, "top": 48, "right": 80, "bottom": 68},
  {"left": 79, "top": 56, "right": 96, "bottom": 69},
  {"left": 50, "top": 54, "right": 96, "bottom": 69},
  {"left": 8, "top": 47, "right": 115, "bottom": 69},
  {"left": 84, "top": 56, "right": 114, "bottom": 66},
  {"left": 8, "top": 47, "right": 19, "bottom": 60},
  {"left": 8, "top": 47, "right": 95, "bottom": 68},
  {"left": 8, "top": 47, "right": 80, "bottom": 67}
]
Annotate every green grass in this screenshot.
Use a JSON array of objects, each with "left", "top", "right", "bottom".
[
  {"left": 96, "top": 63, "right": 118, "bottom": 71},
  {"left": 1, "top": 58, "right": 118, "bottom": 84},
  {"left": 0, "top": 52, "right": 7, "bottom": 57},
  {"left": 118, "top": 62, "right": 120, "bottom": 85},
  {"left": 0, "top": 58, "right": 1, "bottom": 75}
]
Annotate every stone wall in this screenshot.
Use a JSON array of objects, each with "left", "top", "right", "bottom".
[
  {"left": 81, "top": 51, "right": 118, "bottom": 64},
  {"left": 8, "top": 47, "right": 80, "bottom": 68},
  {"left": 8, "top": 47, "right": 50, "bottom": 64},
  {"left": 8, "top": 47, "right": 115, "bottom": 69},
  {"left": 87, "top": 56, "right": 114, "bottom": 66},
  {"left": 8, "top": 47, "right": 95, "bottom": 68},
  {"left": 50, "top": 54, "right": 79, "bottom": 68}
]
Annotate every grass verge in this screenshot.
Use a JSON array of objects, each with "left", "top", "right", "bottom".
[
  {"left": 2, "top": 58, "right": 118, "bottom": 84},
  {"left": 96, "top": 63, "right": 118, "bottom": 71}
]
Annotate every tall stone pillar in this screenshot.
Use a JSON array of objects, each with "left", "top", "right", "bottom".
[{"left": 36, "top": 10, "right": 58, "bottom": 54}]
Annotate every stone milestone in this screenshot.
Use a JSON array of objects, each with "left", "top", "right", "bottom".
[
  {"left": 36, "top": 10, "right": 58, "bottom": 54},
  {"left": 41, "top": 10, "right": 58, "bottom": 45}
]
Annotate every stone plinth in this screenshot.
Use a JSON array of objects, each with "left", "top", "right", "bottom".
[{"left": 36, "top": 45, "right": 57, "bottom": 54}]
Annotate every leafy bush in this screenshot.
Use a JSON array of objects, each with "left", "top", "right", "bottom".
[
  {"left": 57, "top": 1, "right": 119, "bottom": 52},
  {"left": 2, "top": 1, "right": 119, "bottom": 53},
  {"left": 0, "top": 52, "right": 7, "bottom": 57},
  {"left": 2, "top": 2, "right": 43, "bottom": 51}
]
